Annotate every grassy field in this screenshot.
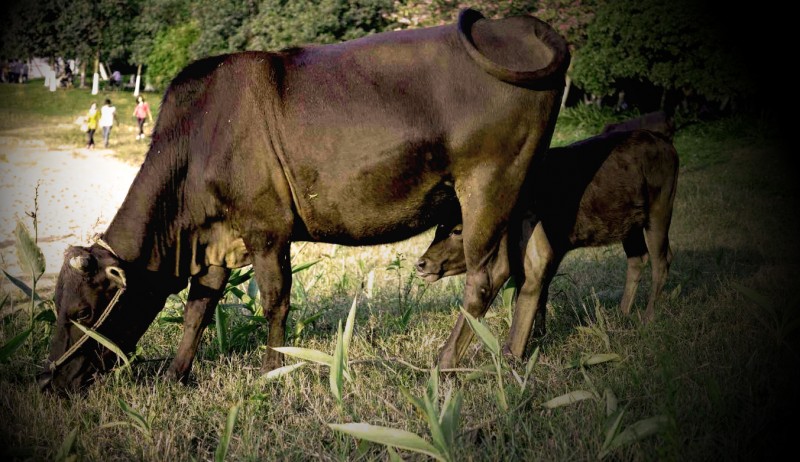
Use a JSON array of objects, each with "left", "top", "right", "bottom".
[{"left": 1, "top": 82, "right": 798, "bottom": 461}]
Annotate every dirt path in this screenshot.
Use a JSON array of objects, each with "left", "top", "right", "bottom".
[{"left": 0, "top": 136, "right": 139, "bottom": 289}]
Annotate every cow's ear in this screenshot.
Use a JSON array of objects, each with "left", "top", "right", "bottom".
[
  {"left": 104, "top": 266, "right": 127, "bottom": 288},
  {"left": 66, "top": 246, "right": 95, "bottom": 274}
]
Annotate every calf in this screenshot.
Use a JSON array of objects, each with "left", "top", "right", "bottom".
[{"left": 417, "top": 129, "right": 678, "bottom": 355}]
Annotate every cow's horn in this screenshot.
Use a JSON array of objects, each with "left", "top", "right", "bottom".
[{"left": 69, "top": 255, "right": 91, "bottom": 272}]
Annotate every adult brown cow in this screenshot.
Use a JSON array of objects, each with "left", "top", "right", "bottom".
[
  {"left": 417, "top": 129, "right": 679, "bottom": 357},
  {"left": 39, "top": 9, "right": 570, "bottom": 393}
]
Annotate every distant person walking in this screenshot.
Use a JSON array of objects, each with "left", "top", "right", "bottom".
[
  {"left": 85, "top": 102, "right": 100, "bottom": 149},
  {"left": 133, "top": 95, "right": 153, "bottom": 141},
  {"left": 99, "top": 98, "right": 119, "bottom": 148}
]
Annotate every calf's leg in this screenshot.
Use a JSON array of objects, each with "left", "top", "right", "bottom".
[
  {"left": 437, "top": 196, "right": 513, "bottom": 369},
  {"left": 504, "top": 222, "right": 561, "bottom": 358},
  {"left": 643, "top": 220, "right": 672, "bottom": 324},
  {"left": 166, "top": 265, "right": 230, "bottom": 382},
  {"left": 620, "top": 231, "right": 648, "bottom": 317}
]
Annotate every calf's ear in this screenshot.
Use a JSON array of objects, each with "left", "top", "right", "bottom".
[{"left": 105, "top": 266, "right": 127, "bottom": 288}]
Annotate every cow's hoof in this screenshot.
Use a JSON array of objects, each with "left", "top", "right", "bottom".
[
  {"left": 164, "top": 367, "right": 190, "bottom": 384},
  {"left": 437, "top": 351, "right": 457, "bottom": 371},
  {"left": 501, "top": 345, "right": 525, "bottom": 365}
]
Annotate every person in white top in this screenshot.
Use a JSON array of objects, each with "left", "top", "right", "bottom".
[{"left": 99, "top": 99, "right": 119, "bottom": 148}]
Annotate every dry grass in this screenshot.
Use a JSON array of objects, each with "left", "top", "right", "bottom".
[{"left": 1, "top": 82, "right": 797, "bottom": 460}]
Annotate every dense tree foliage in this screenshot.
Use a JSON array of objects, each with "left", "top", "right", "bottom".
[
  {"left": 571, "top": 0, "right": 754, "bottom": 110},
  {"left": 1, "top": 0, "right": 773, "bottom": 115},
  {"left": 239, "top": 0, "right": 395, "bottom": 51}
]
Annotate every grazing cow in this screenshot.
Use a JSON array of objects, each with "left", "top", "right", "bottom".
[
  {"left": 39, "top": 8, "right": 570, "bottom": 393},
  {"left": 417, "top": 129, "right": 679, "bottom": 357},
  {"left": 602, "top": 110, "right": 675, "bottom": 140}
]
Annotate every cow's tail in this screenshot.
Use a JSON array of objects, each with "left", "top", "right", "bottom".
[{"left": 457, "top": 8, "right": 570, "bottom": 89}]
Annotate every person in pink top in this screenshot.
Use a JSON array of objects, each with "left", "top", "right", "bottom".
[{"left": 133, "top": 95, "right": 153, "bottom": 141}]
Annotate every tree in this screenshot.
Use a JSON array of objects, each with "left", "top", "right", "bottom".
[
  {"left": 571, "top": 0, "right": 754, "bottom": 112},
  {"left": 145, "top": 21, "right": 200, "bottom": 89},
  {"left": 240, "top": 0, "right": 396, "bottom": 51},
  {"left": 1, "top": 1, "right": 61, "bottom": 62},
  {"left": 190, "top": 0, "right": 257, "bottom": 58}
]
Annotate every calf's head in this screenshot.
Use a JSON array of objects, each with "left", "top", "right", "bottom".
[
  {"left": 416, "top": 223, "right": 467, "bottom": 282},
  {"left": 38, "top": 245, "right": 166, "bottom": 394}
]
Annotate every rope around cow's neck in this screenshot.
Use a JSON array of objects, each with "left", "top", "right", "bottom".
[{"left": 48, "top": 236, "right": 127, "bottom": 372}]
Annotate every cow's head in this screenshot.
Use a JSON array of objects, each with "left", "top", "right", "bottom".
[
  {"left": 416, "top": 223, "right": 467, "bottom": 283},
  {"left": 38, "top": 245, "right": 166, "bottom": 394}
]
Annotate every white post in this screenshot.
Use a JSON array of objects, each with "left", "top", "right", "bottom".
[
  {"left": 44, "top": 71, "right": 49, "bottom": 87},
  {"left": 133, "top": 63, "right": 142, "bottom": 97},
  {"left": 92, "top": 72, "right": 99, "bottom": 95},
  {"left": 49, "top": 70, "right": 57, "bottom": 91}
]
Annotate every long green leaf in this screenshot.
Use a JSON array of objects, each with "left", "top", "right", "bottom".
[
  {"left": 501, "top": 276, "right": 517, "bottom": 309},
  {"left": 0, "top": 328, "right": 32, "bottom": 362},
  {"left": 386, "top": 446, "right": 403, "bottom": 462},
  {"left": 328, "top": 423, "right": 444, "bottom": 462},
  {"left": 604, "top": 415, "right": 670, "bottom": 454},
  {"left": 330, "top": 321, "right": 344, "bottom": 404},
  {"left": 14, "top": 220, "right": 45, "bottom": 281},
  {"left": 732, "top": 282, "right": 774, "bottom": 311},
  {"left": 215, "top": 304, "right": 229, "bottom": 353},
  {"left": 71, "top": 322, "right": 131, "bottom": 371},
  {"left": 117, "top": 398, "right": 151, "bottom": 436},
  {"left": 462, "top": 363, "right": 495, "bottom": 382},
  {"left": 583, "top": 353, "right": 621, "bottom": 366},
  {"left": 400, "top": 386, "right": 427, "bottom": 417},
  {"left": 2, "top": 270, "right": 39, "bottom": 300},
  {"left": 272, "top": 347, "right": 333, "bottom": 366},
  {"left": 523, "top": 346, "right": 540, "bottom": 385},
  {"left": 34, "top": 308, "right": 56, "bottom": 324},
  {"left": 542, "top": 390, "right": 595, "bottom": 409},
  {"left": 343, "top": 293, "right": 358, "bottom": 359},
  {"left": 261, "top": 362, "right": 308, "bottom": 382},
  {"left": 55, "top": 427, "right": 79, "bottom": 462},
  {"left": 604, "top": 388, "right": 618, "bottom": 416},
  {"left": 292, "top": 260, "right": 320, "bottom": 274},
  {"left": 439, "top": 390, "right": 462, "bottom": 455},
  {"left": 215, "top": 401, "right": 241, "bottom": 462},
  {"left": 601, "top": 408, "right": 626, "bottom": 454},
  {"left": 459, "top": 308, "right": 500, "bottom": 356},
  {"left": 567, "top": 353, "right": 621, "bottom": 368}
]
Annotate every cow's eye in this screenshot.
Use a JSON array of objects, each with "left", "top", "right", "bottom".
[
  {"left": 74, "top": 307, "right": 92, "bottom": 322},
  {"left": 450, "top": 227, "right": 462, "bottom": 236}
]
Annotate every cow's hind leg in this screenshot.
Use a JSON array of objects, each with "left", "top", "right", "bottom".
[
  {"left": 166, "top": 265, "right": 230, "bottom": 383},
  {"left": 249, "top": 238, "right": 292, "bottom": 372},
  {"left": 620, "top": 230, "right": 648, "bottom": 317}
]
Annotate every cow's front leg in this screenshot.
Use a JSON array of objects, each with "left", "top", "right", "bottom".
[
  {"left": 166, "top": 265, "right": 230, "bottom": 383},
  {"left": 251, "top": 239, "right": 292, "bottom": 372}
]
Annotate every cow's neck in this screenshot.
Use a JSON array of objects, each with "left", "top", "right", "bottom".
[{"left": 103, "top": 150, "right": 192, "bottom": 276}]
